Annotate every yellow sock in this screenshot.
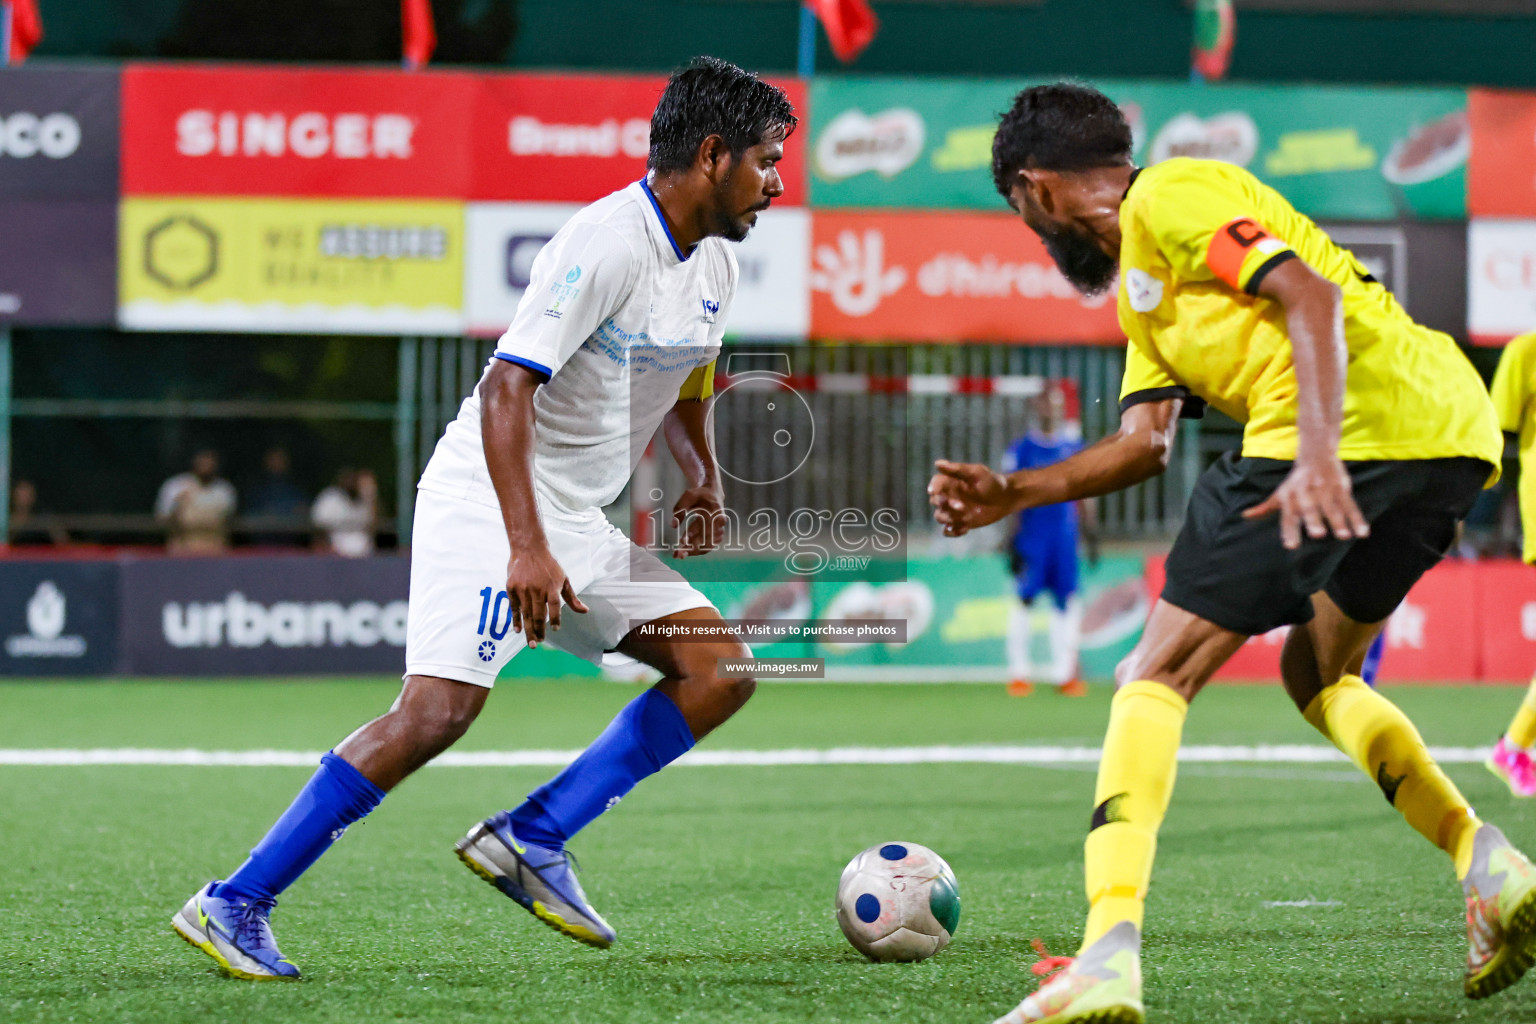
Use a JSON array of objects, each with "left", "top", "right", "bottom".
[
  {"left": 1506, "top": 678, "right": 1536, "bottom": 749},
  {"left": 1303, "top": 675, "right": 1481, "bottom": 878},
  {"left": 1081, "top": 680, "right": 1188, "bottom": 951}
]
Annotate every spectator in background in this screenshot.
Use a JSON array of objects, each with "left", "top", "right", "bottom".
[
  {"left": 8, "top": 479, "right": 69, "bottom": 547},
  {"left": 245, "top": 447, "right": 309, "bottom": 548},
  {"left": 312, "top": 468, "right": 378, "bottom": 557},
  {"left": 156, "top": 449, "right": 237, "bottom": 554}
]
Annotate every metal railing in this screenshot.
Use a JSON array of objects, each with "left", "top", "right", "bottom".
[
  {"left": 0, "top": 334, "right": 1202, "bottom": 549},
  {"left": 402, "top": 338, "right": 1202, "bottom": 543}
]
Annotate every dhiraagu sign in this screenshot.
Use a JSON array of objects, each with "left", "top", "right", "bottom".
[
  {"left": 119, "top": 197, "right": 464, "bottom": 334},
  {"left": 810, "top": 77, "right": 1467, "bottom": 220}
]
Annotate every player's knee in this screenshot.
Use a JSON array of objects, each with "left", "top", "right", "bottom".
[
  {"left": 684, "top": 644, "right": 756, "bottom": 705},
  {"left": 402, "top": 697, "right": 480, "bottom": 752}
]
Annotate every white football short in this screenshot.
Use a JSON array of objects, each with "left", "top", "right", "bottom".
[{"left": 405, "top": 489, "right": 715, "bottom": 687}]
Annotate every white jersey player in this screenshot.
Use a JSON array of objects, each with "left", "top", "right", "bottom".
[{"left": 171, "top": 57, "right": 796, "bottom": 980}]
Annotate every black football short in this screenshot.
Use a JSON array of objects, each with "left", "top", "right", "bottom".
[{"left": 1161, "top": 452, "right": 1491, "bottom": 635}]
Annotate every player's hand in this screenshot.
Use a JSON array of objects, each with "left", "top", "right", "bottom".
[
  {"left": 505, "top": 545, "right": 588, "bottom": 647},
  {"left": 1242, "top": 455, "right": 1370, "bottom": 550},
  {"left": 928, "top": 460, "right": 1015, "bottom": 537},
  {"left": 671, "top": 484, "right": 725, "bottom": 558}
]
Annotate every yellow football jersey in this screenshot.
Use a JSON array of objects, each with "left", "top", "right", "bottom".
[
  {"left": 1116, "top": 158, "right": 1501, "bottom": 477},
  {"left": 678, "top": 359, "right": 717, "bottom": 400},
  {"left": 1490, "top": 331, "right": 1536, "bottom": 563}
]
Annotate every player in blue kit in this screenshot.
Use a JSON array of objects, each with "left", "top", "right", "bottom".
[
  {"left": 169, "top": 58, "right": 797, "bottom": 980},
  {"left": 1004, "top": 382, "right": 1092, "bottom": 697}
]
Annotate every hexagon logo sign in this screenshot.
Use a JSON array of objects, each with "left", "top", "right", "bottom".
[{"left": 143, "top": 215, "right": 219, "bottom": 291}]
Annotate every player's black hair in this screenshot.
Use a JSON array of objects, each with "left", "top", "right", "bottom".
[
  {"left": 648, "top": 56, "right": 798, "bottom": 173},
  {"left": 991, "top": 83, "right": 1133, "bottom": 199}
]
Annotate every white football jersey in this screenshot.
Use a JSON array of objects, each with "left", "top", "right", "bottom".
[{"left": 419, "top": 181, "right": 734, "bottom": 518}]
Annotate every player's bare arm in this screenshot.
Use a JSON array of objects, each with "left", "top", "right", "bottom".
[
  {"left": 479, "top": 357, "right": 588, "bottom": 645},
  {"left": 662, "top": 394, "right": 725, "bottom": 558},
  {"left": 1240, "top": 258, "right": 1371, "bottom": 550},
  {"left": 928, "top": 398, "right": 1182, "bottom": 536}
]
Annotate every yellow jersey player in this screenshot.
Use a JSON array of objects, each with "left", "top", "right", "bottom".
[
  {"left": 1488, "top": 330, "right": 1536, "bottom": 797},
  {"left": 928, "top": 83, "right": 1536, "bottom": 1024}
]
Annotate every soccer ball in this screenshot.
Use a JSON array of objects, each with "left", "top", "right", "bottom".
[{"left": 835, "top": 841, "right": 961, "bottom": 962}]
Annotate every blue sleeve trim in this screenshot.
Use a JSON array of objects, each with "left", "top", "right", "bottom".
[
  {"left": 639, "top": 178, "right": 690, "bottom": 263},
  {"left": 493, "top": 352, "right": 553, "bottom": 382}
]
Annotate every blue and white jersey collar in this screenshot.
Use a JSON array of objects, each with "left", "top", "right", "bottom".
[{"left": 636, "top": 177, "right": 691, "bottom": 266}]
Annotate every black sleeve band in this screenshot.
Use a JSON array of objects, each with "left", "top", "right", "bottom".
[
  {"left": 1243, "top": 250, "right": 1298, "bottom": 296},
  {"left": 1119, "top": 386, "right": 1207, "bottom": 420}
]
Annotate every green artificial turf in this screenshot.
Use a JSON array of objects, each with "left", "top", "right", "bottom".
[{"left": 2, "top": 680, "right": 1534, "bottom": 1023}]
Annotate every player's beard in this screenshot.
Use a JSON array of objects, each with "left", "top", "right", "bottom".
[
  {"left": 713, "top": 167, "right": 761, "bottom": 242},
  {"left": 716, "top": 199, "right": 763, "bottom": 242},
  {"left": 719, "top": 210, "right": 754, "bottom": 242},
  {"left": 1037, "top": 221, "right": 1119, "bottom": 297}
]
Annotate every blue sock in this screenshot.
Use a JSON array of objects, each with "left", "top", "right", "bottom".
[
  {"left": 214, "top": 751, "right": 385, "bottom": 902},
  {"left": 1361, "top": 633, "right": 1386, "bottom": 687},
  {"left": 509, "top": 688, "right": 695, "bottom": 850}
]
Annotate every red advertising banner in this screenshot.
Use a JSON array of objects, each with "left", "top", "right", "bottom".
[
  {"left": 1146, "top": 557, "right": 1494, "bottom": 683},
  {"left": 1477, "top": 560, "right": 1536, "bottom": 682},
  {"left": 470, "top": 73, "right": 807, "bottom": 204},
  {"left": 121, "top": 64, "right": 478, "bottom": 198},
  {"left": 809, "top": 211, "right": 1123, "bottom": 344},
  {"left": 1469, "top": 90, "right": 1536, "bottom": 218}
]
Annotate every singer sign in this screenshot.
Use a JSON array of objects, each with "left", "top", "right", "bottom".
[{"left": 122, "top": 64, "right": 477, "bottom": 198}]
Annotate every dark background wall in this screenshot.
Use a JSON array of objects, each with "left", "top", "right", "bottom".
[{"left": 32, "top": 0, "right": 1536, "bottom": 88}]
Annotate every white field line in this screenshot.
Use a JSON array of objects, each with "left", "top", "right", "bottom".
[{"left": 0, "top": 744, "right": 1494, "bottom": 768}]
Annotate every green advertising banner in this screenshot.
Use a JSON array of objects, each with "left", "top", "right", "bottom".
[
  {"left": 810, "top": 77, "right": 1468, "bottom": 220},
  {"left": 499, "top": 554, "right": 1149, "bottom": 683}
]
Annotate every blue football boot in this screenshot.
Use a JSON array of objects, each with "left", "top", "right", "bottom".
[
  {"left": 455, "top": 811, "right": 616, "bottom": 948},
  {"left": 171, "top": 882, "right": 301, "bottom": 980}
]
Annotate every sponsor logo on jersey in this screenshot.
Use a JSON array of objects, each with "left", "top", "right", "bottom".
[
  {"left": 544, "top": 265, "right": 584, "bottom": 320},
  {"left": 1125, "top": 269, "right": 1165, "bottom": 313}
]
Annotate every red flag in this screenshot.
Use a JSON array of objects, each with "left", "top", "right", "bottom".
[
  {"left": 401, "top": 0, "right": 436, "bottom": 71},
  {"left": 808, "top": 0, "right": 878, "bottom": 65},
  {"left": 2, "top": 0, "right": 43, "bottom": 65}
]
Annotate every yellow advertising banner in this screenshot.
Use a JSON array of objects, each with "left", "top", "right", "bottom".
[{"left": 119, "top": 197, "right": 464, "bottom": 334}]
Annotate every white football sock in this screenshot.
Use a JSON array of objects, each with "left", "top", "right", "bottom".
[
  {"left": 1006, "top": 600, "right": 1034, "bottom": 681},
  {"left": 1046, "top": 595, "right": 1082, "bottom": 686}
]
